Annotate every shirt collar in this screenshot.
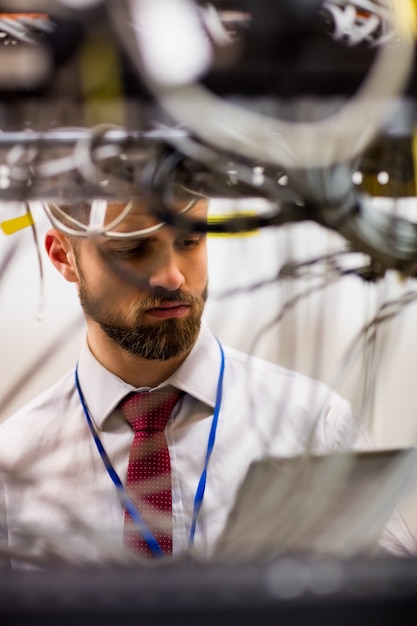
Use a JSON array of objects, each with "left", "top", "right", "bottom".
[{"left": 76, "top": 320, "right": 222, "bottom": 430}]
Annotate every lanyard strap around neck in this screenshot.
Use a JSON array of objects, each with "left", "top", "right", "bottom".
[{"left": 75, "top": 338, "right": 225, "bottom": 557}]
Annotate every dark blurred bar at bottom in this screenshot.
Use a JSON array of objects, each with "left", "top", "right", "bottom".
[{"left": 0, "top": 555, "right": 417, "bottom": 626}]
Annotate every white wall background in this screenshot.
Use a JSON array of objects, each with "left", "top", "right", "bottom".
[{"left": 1, "top": 198, "right": 417, "bottom": 540}]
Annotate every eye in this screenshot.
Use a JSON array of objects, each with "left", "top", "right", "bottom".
[
  {"left": 177, "top": 233, "right": 205, "bottom": 250},
  {"left": 107, "top": 241, "right": 150, "bottom": 259}
]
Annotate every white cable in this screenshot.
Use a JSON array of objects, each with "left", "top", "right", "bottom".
[
  {"left": 44, "top": 200, "right": 154, "bottom": 238},
  {"left": 44, "top": 196, "right": 200, "bottom": 239}
]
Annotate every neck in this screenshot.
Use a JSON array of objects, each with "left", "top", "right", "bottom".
[{"left": 86, "top": 324, "right": 191, "bottom": 388}]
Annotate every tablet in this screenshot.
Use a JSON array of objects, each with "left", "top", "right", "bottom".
[{"left": 214, "top": 448, "right": 417, "bottom": 561}]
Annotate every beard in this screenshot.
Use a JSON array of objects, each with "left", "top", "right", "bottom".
[{"left": 78, "top": 281, "right": 207, "bottom": 361}]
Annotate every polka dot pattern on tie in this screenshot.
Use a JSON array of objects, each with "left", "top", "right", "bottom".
[{"left": 120, "top": 388, "right": 182, "bottom": 557}]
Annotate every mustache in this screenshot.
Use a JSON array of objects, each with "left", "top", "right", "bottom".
[{"left": 138, "top": 289, "right": 200, "bottom": 309}]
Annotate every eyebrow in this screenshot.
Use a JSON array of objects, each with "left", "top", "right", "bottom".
[{"left": 101, "top": 235, "right": 158, "bottom": 248}]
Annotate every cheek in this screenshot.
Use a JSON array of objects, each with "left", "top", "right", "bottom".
[
  {"left": 96, "top": 264, "right": 151, "bottom": 306},
  {"left": 189, "top": 246, "right": 208, "bottom": 282},
  {"left": 184, "top": 258, "right": 207, "bottom": 292},
  {"left": 78, "top": 261, "right": 121, "bottom": 301},
  {"left": 84, "top": 249, "right": 135, "bottom": 293},
  {"left": 95, "top": 248, "right": 152, "bottom": 291}
]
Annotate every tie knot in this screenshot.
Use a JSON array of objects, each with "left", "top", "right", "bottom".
[{"left": 120, "top": 388, "right": 182, "bottom": 432}]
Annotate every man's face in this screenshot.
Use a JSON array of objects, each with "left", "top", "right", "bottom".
[{"left": 70, "top": 199, "right": 209, "bottom": 361}]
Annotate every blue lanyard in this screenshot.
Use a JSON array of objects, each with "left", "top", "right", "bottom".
[{"left": 75, "top": 338, "right": 225, "bottom": 558}]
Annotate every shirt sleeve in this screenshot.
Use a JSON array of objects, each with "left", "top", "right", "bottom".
[
  {"left": 317, "top": 392, "right": 417, "bottom": 556},
  {"left": 318, "top": 393, "right": 371, "bottom": 452},
  {"left": 376, "top": 508, "right": 417, "bottom": 556}
]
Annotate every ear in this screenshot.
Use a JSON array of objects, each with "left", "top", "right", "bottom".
[{"left": 45, "top": 229, "right": 79, "bottom": 283}]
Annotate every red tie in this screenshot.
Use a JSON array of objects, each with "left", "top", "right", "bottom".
[{"left": 120, "top": 388, "right": 182, "bottom": 557}]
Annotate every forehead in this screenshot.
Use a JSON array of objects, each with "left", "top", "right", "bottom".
[
  {"left": 105, "top": 198, "right": 208, "bottom": 233},
  {"left": 52, "top": 196, "right": 208, "bottom": 237}
]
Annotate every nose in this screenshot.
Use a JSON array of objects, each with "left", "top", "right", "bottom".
[{"left": 148, "top": 250, "right": 185, "bottom": 292}]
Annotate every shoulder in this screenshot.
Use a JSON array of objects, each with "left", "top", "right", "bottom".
[
  {"left": 2, "top": 369, "right": 77, "bottom": 421},
  {"left": 0, "top": 369, "right": 78, "bottom": 458},
  {"left": 222, "top": 345, "right": 361, "bottom": 452},
  {"left": 223, "top": 343, "right": 334, "bottom": 396}
]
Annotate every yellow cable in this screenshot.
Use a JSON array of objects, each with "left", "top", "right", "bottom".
[
  {"left": 0, "top": 213, "right": 34, "bottom": 235},
  {"left": 207, "top": 211, "right": 259, "bottom": 238}
]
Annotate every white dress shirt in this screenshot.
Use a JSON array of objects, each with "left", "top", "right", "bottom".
[{"left": 0, "top": 322, "right": 415, "bottom": 568}]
